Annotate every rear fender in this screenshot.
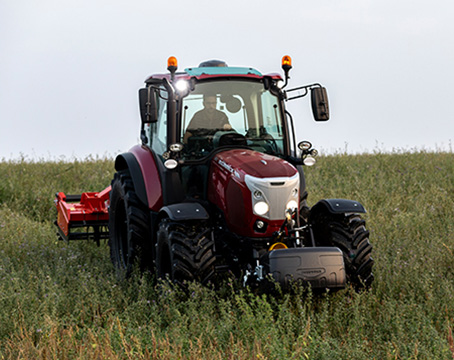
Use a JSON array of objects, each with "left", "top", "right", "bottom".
[
  {"left": 115, "top": 152, "right": 148, "bottom": 207},
  {"left": 115, "top": 145, "right": 164, "bottom": 211},
  {"left": 310, "top": 199, "right": 366, "bottom": 217}
]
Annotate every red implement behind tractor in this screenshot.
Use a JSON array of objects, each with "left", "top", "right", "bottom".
[
  {"left": 55, "top": 56, "right": 374, "bottom": 290},
  {"left": 55, "top": 186, "right": 111, "bottom": 243}
]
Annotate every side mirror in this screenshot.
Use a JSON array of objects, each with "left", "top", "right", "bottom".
[
  {"left": 139, "top": 87, "right": 158, "bottom": 123},
  {"left": 311, "top": 87, "right": 329, "bottom": 121}
]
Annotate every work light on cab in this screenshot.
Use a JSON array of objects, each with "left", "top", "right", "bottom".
[{"left": 175, "top": 80, "right": 189, "bottom": 93}]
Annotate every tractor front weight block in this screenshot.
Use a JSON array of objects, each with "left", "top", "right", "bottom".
[{"left": 266, "top": 247, "right": 346, "bottom": 289}]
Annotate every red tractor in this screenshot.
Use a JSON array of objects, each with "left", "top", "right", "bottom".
[{"left": 55, "top": 56, "right": 374, "bottom": 289}]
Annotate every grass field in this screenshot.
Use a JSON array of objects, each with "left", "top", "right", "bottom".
[{"left": 1, "top": 151, "right": 454, "bottom": 359}]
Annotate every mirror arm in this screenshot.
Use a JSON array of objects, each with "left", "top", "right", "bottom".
[
  {"left": 286, "top": 88, "right": 308, "bottom": 101},
  {"left": 285, "top": 83, "right": 322, "bottom": 101}
]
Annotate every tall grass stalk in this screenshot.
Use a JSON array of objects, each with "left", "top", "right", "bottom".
[{"left": 0, "top": 152, "right": 453, "bottom": 358}]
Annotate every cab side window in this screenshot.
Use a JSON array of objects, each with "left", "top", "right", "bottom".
[{"left": 144, "top": 87, "right": 167, "bottom": 155}]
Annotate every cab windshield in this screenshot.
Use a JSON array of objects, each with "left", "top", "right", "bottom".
[{"left": 180, "top": 80, "right": 285, "bottom": 160}]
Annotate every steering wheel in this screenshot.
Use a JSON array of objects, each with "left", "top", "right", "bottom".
[
  {"left": 260, "top": 133, "right": 278, "bottom": 153},
  {"left": 189, "top": 128, "right": 216, "bottom": 137},
  {"left": 216, "top": 131, "right": 247, "bottom": 147}
]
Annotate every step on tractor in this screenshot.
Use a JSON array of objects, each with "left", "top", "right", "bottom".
[{"left": 55, "top": 56, "right": 374, "bottom": 290}]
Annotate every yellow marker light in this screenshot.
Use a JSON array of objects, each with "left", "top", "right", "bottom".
[
  {"left": 167, "top": 56, "right": 178, "bottom": 68},
  {"left": 282, "top": 55, "right": 292, "bottom": 68},
  {"left": 269, "top": 242, "right": 288, "bottom": 251}
]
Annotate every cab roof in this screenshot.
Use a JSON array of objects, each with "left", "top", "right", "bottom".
[
  {"left": 185, "top": 66, "right": 262, "bottom": 77},
  {"left": 145, "top": 64, "right": 282, "bottom": 83}
]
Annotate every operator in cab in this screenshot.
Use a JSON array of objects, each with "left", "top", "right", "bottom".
[{"left": 183, "top": 94, "right": 232, "bottom": 142}]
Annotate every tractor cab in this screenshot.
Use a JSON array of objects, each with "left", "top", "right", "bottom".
[
  {"left": 140, "top": 59, "right": 287, "bottom": 160},
  {"left": 138, "top": 57, "right": 327, "bottom": 200}
]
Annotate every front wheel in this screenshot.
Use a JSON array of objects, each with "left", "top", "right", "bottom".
[
  {"left": 311, "top": 212, "right": 374, "bottom": 289},
  {"left": 155, "top": 219, "right": 216, "bottom": 285}
]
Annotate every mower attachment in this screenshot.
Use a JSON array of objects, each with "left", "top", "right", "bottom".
[
  {"left": 55, "top": 186, "right": 111, "bottom": 243},
  {"left": 267, "top": 247, "right": 346, "bottom": 289}
]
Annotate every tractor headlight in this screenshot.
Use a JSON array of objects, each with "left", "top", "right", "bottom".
[
  {"left": 286, "top": 200, "right": 298, "bottom": 212},
  {"left": 254, "top": 201, "right": 269, "bottom": 216},
  {"left": 303, "top": 156, "right": 316, "bottom": 166},
  {"left": 169, "top": 143, "right": 184, "bottom": 152},
  {"left": 164, "top": 159, "right": 178, "bottom": 170}
]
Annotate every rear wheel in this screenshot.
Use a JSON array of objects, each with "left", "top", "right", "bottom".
[
  {"left": 311, "top": 212, "right": 374, "bottom": 288},
  {"left": 156, "top": 219, "right": 216, "bottom": 285},
  {"left": 108, "top": 170, "right": 151, "bottom": 276}
]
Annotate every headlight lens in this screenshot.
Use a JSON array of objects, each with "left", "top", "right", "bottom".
[
  {"left": 169, "top": 143, "right": 184, "bottom": 152},
  {"left": 286, "top": 200, "right": 298, "bottom": 212},
  {"left": 164, "top": 159, "right": 178, "bottom": 170},
  {"left": 254, "top": 201, "right": 269, "bottom": 216},
  {"left": 303, "top": 156, "right": 316, "bottom": 166},
  {"left": 175, "top": 80, "right": 189, "bottom": 93}
]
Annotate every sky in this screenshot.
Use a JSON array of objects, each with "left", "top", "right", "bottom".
[{"left": 1, "top": 0, "right": 453, "bottom": 160}]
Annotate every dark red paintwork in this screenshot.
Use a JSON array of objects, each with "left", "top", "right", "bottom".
[
  {"left": 208, "top": 149, "right": 298, "bottom": 238},
  {"left": 215, "top": 149, "right": 296, "bottom": 178},
  {"left": 129, "top": 145, "right": 163, "bottom": 212}
]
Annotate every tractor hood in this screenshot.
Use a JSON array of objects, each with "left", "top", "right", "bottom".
[
  {"left": 213, "top": 149, "right": 297, "bottom": 180},
  {"left": 208, "top": 149, "right": 300, "bottom": 237}
]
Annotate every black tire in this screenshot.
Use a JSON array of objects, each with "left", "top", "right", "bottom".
[
  {"left": 108, "top": 170, "right": 151, "bottom": 276},
  {"left": 311, "top": 212, "right": 374, "bottom": 289},
  {"left": 155, "top": 219, "right": 216, "bottom": 285}
]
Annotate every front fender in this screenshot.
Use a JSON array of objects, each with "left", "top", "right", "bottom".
[
  {"left": 311, "top": 198, "right": 366, "bottom": 215},
  {"left": 159, "top": 203, "right": 209, "bottom": 221}
]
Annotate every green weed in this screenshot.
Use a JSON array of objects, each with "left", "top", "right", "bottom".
[{"left": 0, "top": 152, "right": 453, "bottom": 359}]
